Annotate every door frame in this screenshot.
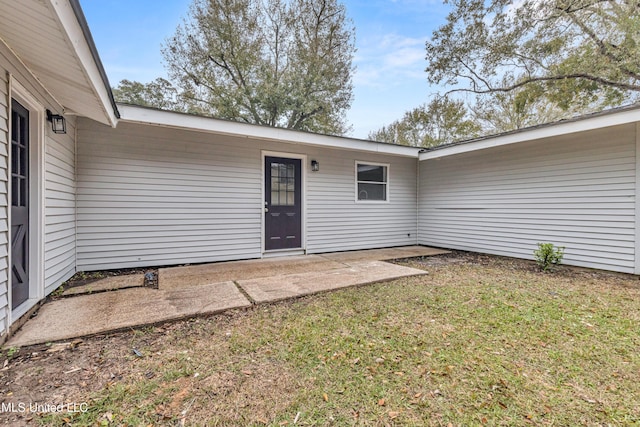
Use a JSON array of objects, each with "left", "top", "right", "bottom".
[
  {"left": 8, "top": 78, "right": 45, "bottom": 321},
  {"left": 261, "top": 150, "right": 307, "bottom": 254}
]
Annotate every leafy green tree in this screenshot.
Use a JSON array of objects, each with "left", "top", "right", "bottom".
[
  {"left": 113, "top": 78, "right": 176, "bottom": 109},
  {"left": 425, "top": 0, "right": 640, "bottom": 110},
  {"left": 162, "top": 0, "right": 355, "bottom": 135},
  {"left": 113, "top": 78, "right": 194, "bottom": 112},
  {"left": 369, "top": 97, "right": 481, "bottom": 147},
  {"left": 471, "top": 75, "right": 591, "bottom": 134}
]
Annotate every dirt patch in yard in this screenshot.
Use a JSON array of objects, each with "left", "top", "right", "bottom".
[
  {"left": 396, "top": 249, "right": 640, "bottom": 282},
  {"left": 53, "top": 268, "right": 160, "bottom": 299},
  {"left": 0, "top": 333, "right": 135, "bottom": 425},
  {"left": 394, "top": 250, "right": 484, "bottom": 267},
  {"left": 0, "top": 311, "right": 294, "bottom": 426}
]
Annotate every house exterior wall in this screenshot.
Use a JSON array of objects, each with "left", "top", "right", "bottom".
[
  {"left": 418, "top": 124, "right": 638, "bottom": 273},
  {"left": 0, "top": 57, "right": 9, "bottom": 335},
  {"left": 44, "top": 117, "right": 77, "bottom": 295},
  {"left": 0, "top": 40, "right": 77, "bottom": 336},
  {"left": 76, "top": 119, "right": 417, "bottom": 271},
  {"left": 306, "top": 147, "right": 417, "bottom": 254}
]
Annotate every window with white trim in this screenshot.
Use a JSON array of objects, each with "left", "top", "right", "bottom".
[{"left": 356, "top": 162, "right": 388, "bottom": 201}]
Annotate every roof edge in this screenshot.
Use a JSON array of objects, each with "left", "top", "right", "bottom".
[
  {"left": 419, "top": 103, "right": 640, "bottom": 160},
  {"left": 117, "top": 104, "right": 421, "bottom": 157},
  {"left": 51, "top": 0, "right": 120, "bottom": 125}
]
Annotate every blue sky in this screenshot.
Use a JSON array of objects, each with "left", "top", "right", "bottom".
[{"left": 81, "top": 0, "right": 451, "bottom": 139}]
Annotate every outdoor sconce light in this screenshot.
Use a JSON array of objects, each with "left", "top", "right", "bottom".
[
  {"left": 46, "top": 109, "right": 66, "bottom": 134},
  {"left": 311, "top": 159, "right": 319, "bottom": 172}
]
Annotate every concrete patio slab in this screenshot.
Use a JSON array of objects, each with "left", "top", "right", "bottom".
[
  {"left": 159, "top": 246, "right": 448, "bottom": 291},
  {"left": 319, "top": 246, "right": 450, "bottom": 263},
  {"left": 7, "top": 281, "right": 250, "bottom": 348},
  {"left": 62, "top": 273, "right": 146, "bottom": 296},
  {"left": 237, "top": 260, "right": 427, "bottom": 304},
  {"left": 160, "top": 255, "right": 345, "bottom": 291},
  {"left": 5, "top": 246, "right": 444, "bottom": 348}
]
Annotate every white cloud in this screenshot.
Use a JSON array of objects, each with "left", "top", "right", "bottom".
[
  {"left": 377, "top": 33, "right": 423, "bottom": 50},
  {"left": 384, "top": 46, "right": 425, "bottom": 68},
  {"left": 353, "top": 33, "right": 427, "bottom": 88}
]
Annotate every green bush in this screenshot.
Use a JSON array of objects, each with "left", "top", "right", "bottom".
[{"left": 534, "top": 243, "right": 565, "bottom": 271}]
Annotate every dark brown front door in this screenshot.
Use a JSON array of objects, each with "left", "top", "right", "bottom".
[
  {"left": 11, "top": 99, "right": 29, "bottom": 309},
  {"left": 265, "top": 156, "right": 302, "bottom": 251}
]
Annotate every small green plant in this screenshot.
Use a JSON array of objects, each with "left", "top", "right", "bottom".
[
  {"left": 6, "top": 346, "right": 18, "bottom": 358},
  {"left": 51, "top": 285, "right": 65, "bottom": 297},
  {"left": 534, "top": 242, "right": 565, "bottom": 271}
]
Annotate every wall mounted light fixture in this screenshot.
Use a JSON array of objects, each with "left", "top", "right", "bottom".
[
  {"left": 46, "top": 109, "right": 66, "bottom": 134},
  {"left": 311, "top": 159, "right": 319, "bottom": 172}
]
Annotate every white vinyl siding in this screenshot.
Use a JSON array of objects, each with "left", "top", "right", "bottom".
[
  {"left": 76, "top": 119, "right": 417, "bottom": 270},
  {"left": 76, "top": 120, "right": 263, "bottom": 270},
  {"left": 0, "top": 39, "right": 77, "bottom": 335},
  {"left": 44, "top": 120, "right": 77, "bottom": 294},
  {"left": 0, "top": 66, "right": 9, "bottom": 334},
  {"left": 307, "top": 156, "right": 414, "bottom": 253},
  {"left": 418, "top": 124, "right": 637, "bottom": 273}
]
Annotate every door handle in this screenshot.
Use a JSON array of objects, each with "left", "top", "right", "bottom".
[{"left": 264, "top": 207, "right": 269, "bottom": 212}]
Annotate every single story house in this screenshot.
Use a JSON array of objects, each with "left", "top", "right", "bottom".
[{"left": 1, "top": 0, "right": 639, "bottom": 341}]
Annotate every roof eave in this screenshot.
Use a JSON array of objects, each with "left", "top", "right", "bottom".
[
  {"left": 50, "top": 0, "right": 119, "bottom": 126},
  {"left": 117, "top": 104, "right": 421, "bottom": 157},
  {"left": 419, "top": 104, "right": 640, "bottom": 161}
]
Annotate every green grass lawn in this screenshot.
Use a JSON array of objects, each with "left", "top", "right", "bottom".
[{"left": 22, "top": 253, "right": 640, "bottom": 425}]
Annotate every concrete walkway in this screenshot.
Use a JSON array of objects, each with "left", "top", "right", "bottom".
[{"left": 6, "top": 246, "right": 446, "bottom": 348}]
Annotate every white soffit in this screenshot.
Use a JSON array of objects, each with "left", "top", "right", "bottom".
[
  {"left": 118, "top": 104, "right": 421, "bottom": 157},
  {"left": 420, "top": 105, "right": 640, "bottom": 161},
  {"left": 0, "top": 0, "right": 118, "bottom": 126}
]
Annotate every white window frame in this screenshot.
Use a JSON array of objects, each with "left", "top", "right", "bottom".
[{"left": 355, "top": 161, "right": 390, "bottom": 203}]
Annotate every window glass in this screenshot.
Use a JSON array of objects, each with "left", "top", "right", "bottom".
[
  {"left": 356, "top": 163, "right": 388, "bottom": 201},
  {"left": 357, "top": 164, "right": 386, "bottom": 182},
  {"left": 358, "top": 183, "right": 386, "bottom": 201},
  {"left": 270, "top": 162, "right": 296, "bottom": 206}
]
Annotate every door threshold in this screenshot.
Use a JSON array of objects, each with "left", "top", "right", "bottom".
[
  {"left": 12, "top": 297, "right": 38, "bottom": 320},
  {"left": 263, "top": 249, "right": 306, "bottom": 258}
]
